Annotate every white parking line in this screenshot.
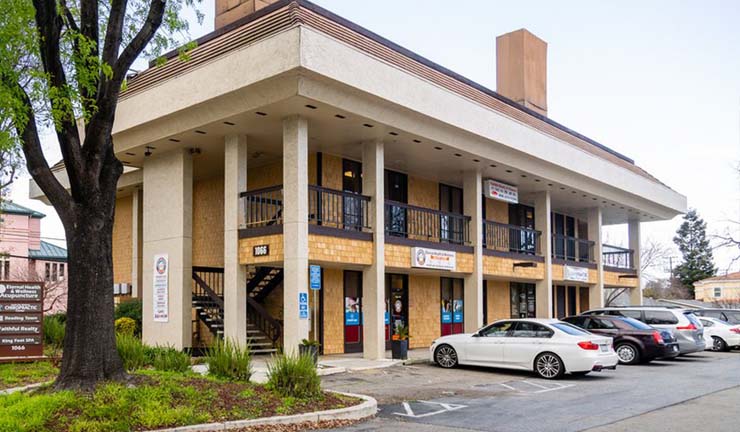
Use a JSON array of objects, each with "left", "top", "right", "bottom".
[
  {"left": 498, "top": 383, "right": 517, "bottom": 391},
  {"left": 521, "top": 380, "right": 549, "bottom": 390},
  {"left": 393, "top": 400, "right": 468, "bottom": 418}
]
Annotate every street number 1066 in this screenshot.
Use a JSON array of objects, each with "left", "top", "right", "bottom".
[{"left": 11, "top": 345, "right": 26, "bottom": 351}]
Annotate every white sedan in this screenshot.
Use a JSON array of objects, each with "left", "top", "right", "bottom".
[
  {"left": 430, "top": 319, "right": 618, "bottom": 379},
  {"left": 698, "top": 317, "right": 740, "bottom": 352}
]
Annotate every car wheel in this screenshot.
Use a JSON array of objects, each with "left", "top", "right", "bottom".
[
  {"left": 615, "top": 343, "right": 640, "bottom": 365},
  {"left": 534, "top": 352, "right": 565, "bottom": 380},
  {"left": 711, "top": 337, "right": 729, "bottom": 352},
  {"left": 434, "top": 344, "right": 458, "bottom": 368}
]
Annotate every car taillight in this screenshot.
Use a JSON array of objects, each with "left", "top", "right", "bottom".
[
  {"left": 652, "top": 331, "right": 664, "bottom": 344},
  {"left": 676, "top": 324, "right": 697, "bottom": 330},
  {"left": 730, "top": 328, "right": 740, "bottom": 334},
  {"left": 578, "top": 341, "right": 600, "bottom": 350}
]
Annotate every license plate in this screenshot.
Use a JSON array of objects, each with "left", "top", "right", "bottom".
[{"left": 600, "top": 344, "right": 608, "bottom": 352}]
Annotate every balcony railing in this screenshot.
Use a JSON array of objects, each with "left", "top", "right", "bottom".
[
  {"left": 483, "top": 221, "right": 541, "bottom": 255},
  {"left": 240, "top": 185, "right": 371, "bottom": 231},
  {"left": 552, "top": 234, "right": 595, "bottom": 264},
  {"left": 602, "top": 244, "right": 635, "bottom": 270},
  {"left": 384, "top": 201, "right": 470, "bottom": 245}
]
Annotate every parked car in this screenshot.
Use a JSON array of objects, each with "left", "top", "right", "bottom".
[
  {"left": 582, "top": 307, "right": 705, "bottom": 355},
  {"left": 692, "top": 309, "right": 740, "bottom": 325},
  {"left": 697, "top": 317, "right": 740, "bottom": 352},
  {"left": 562, "top": 315, "right": 680, "bottom": 364},
  {"left": 430, "top": 319, "right": 618, "bottom": 380}
]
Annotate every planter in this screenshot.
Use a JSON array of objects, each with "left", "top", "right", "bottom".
[
  {"left": 299, "top": 344, "right": 320, "bottom": 365},
  {"left": 391, "top": 339, "right": 408, "bottom": 360}
]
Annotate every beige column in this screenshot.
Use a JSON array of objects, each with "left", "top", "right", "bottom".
[
  {"left": 282, "top": 115, "right": 310, "bottom": 354},
  {"left": 587, "top": 207, "right": 604, "bottom": 309},
  {"left": 463, "top": 170, "right": 483, "bottom": 332},
  {"left": 142, "top": 148, "right": 193, "bottom": 349},
  {"left": 224, "top": 135, "right": 248, "bottom": 344},
  {"left": 131, "top": 188, "right": 143, "bottom": 298},
  {"left": 362, "top": 140, "right": 386, "bottom": 359},
  {"left": 628, "top": 219, "right": 642, "bottom": 305},
  {"left": 534, "top": 191, "right": 552, "bottom": 318}
]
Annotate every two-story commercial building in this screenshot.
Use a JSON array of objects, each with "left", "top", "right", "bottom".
[{"left": 30, "top": 0, "right": 686, "bottom": 357}]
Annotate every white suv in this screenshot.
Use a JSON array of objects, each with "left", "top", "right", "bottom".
[{"left": 582, "top": 307, "right": 705, "bottom": 355}]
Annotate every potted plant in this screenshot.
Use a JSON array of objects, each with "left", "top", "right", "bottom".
[
  {"left": 391, "top": 324, "right": 410, "bottom": 360},
  {"left": 299, "top": 339, "right": 321, "bottom": 365}
]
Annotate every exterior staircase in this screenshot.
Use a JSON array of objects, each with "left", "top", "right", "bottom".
[{"left": 192, "top": 266, "right": 282, "bottom": 355}]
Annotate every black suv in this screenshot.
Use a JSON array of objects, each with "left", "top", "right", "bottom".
[{"left": 562, "top": 315, "right": 680, "bottom": 365}]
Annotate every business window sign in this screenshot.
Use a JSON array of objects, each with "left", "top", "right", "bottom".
[
  {"left": 484, "top": 179, "right": 518, "bottom": 204},
  {"left": 411, "top": 247, "right": 456, "bottom": 271},
  {"left": 564, "top": 265, "right": 589, "bottom": 283},
  {"left": 153, "top": 254, "right": 169, "bottom": 323},
  {"left": 453, "top": 300, "right": 464, "bottom": 323},
  {"left": 0, "top": 282, "right": 43, "bottom": 358}
]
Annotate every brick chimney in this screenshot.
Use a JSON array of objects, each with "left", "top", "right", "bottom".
[
  {"left": 215, "top": 0, "right": 279, "bottom": 30},
  {"left": 496, "top": 29, "right": 548, "bottom": 116}
]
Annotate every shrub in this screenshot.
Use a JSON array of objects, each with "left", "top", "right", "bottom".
[
  {"left": 205, "top": 339, "right": 252, "bottom": 381},
  {"left": 115, "top": 317, "right": 137, "bottom": 336},
  {"left": 115, "top": 299, "right": 142, "bottom": 335},
  {"left": 150, "top": 346, "right": 191, "bottom": 373},
  {"left": 43, "top": 315, "right": 65, "bottom": 349},
  {"left": 266, "top": 353, "right": 321, "bottom": 399},
  {"left": 116, "top": 333, "right": 148, "bottom": 372}
]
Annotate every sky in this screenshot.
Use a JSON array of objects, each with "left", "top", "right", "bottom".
[{"left": 8, "top": 0, "right": 740, "bottom": 277}]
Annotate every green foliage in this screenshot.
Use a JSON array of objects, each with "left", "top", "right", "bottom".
[
  {"left": 43, "top": 315, "right": 66, "bottom": 349},
  {"left": 300, "top": 338, "right": 321, "bottom": 347},
  {"left": 0, "top": 362, "right": 58, "bottom": 390},
  {"left": 205, "top": 339, "right": 252, "bottom": 382},
  {"left": 115, "top": 334, "right": 148, "bottom": 372},
  {"left": 394, "top": 323, "right": 410, "bottom": 340},
  {"left": 673, "top": 209, "right": 716, "bottom": 296},
  {"left": 150, "top": 346, "right": 191, "bottom": 373},
  {"left": 114, "top": 317, "right": 137, "bottom": 337},
  {"left": 114, "top": 299, "right": 142, "bottom": 336},
  {"left": 266, "top": 353, "right": 321, "bottom": 399}
]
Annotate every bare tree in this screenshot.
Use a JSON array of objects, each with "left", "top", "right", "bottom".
[
  {"left": 604, "top": 238, "right": 672, "bottom": 306},
  {"left": 11, "top": 265, "right": 67, "bottom": 314}
]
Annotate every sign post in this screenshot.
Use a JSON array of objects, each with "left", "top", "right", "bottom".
[
  {"left": 0, "top": 281, "right": 44, "bottom": 360},
  {"left": 309, "top": 265, "right": 321, "bottom": 343}
]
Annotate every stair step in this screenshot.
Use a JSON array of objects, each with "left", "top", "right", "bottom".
[{"left": 251, "top": 348, "right": 278, "bottom": 355}]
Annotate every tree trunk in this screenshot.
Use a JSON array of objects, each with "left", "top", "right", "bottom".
[{"left": 54, "top": 202, "right": 126, "bottom": 390}]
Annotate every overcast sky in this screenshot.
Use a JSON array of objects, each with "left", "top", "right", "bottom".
[{"left": 9, "top": 0, "right": 740, "bottom": 277}]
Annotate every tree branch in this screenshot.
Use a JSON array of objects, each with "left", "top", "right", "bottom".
[{"left": 102, "top": 0, "right": 128, "bottom": 69}]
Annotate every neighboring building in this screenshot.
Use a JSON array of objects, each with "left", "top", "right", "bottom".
[
  {"left": 0, "top": 201, "right": 68, "bottom": 313},
  {"left": 694, "top": 273, "right": 740, "bottom": 303},
  {"left": 30, "top": 0, "right": 686, "bottom": 356}
]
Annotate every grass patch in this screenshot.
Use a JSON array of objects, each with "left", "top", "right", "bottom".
[
  {"left": 0, "top": 362, "right": 58, "bottom": 390},
  {"left": 266, "top": 353, "right": 321, "bottom": 399},
  {"left": 0, "top": 370, "right": 359, "bottom": 432},
  {"left": 205, "top": 339, "right": 252, "bottom": 381}
]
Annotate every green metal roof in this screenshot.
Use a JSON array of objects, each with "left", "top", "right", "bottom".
[
  {"left": 1, "top": 201, "right": 46, "bottom": 218},
  {"left": 28, "top": 241, "right": 67, "bottom": 261}
]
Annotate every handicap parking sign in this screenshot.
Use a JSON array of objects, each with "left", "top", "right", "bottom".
[{"left": 299, "top": 292, "right": 309, "bottom": 320}]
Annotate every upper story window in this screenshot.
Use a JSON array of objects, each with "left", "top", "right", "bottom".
[
  {"left": 714, "top": 287, "right": 722, "bottom": 298},
  {"left": 0, "top": 258, "right": 10, "bottom": 280},
  {"left": 45, "top": 262, "right": 65, "bottom": 282}
]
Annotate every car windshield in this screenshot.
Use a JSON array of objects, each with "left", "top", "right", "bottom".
[
  {"left": 620, "top": 317, "right": 653, "bottom": 330},
  {"left": 684, "top": 312, "right": 703, "bottom": 328},
  {"left": 552, "top": 322, "right": 591, "bottom": 336}
]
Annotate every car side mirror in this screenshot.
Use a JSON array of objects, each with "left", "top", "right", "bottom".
[{"left": 472, "top": 332, "right": 481, "bottom": 337}]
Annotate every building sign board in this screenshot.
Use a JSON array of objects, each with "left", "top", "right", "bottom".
[
  {"left": 411, "top": 247, "right": 456, "bottom": 271},
  {"left": 564, "top": 265, "right": 589, "bottom": 283},
  {"left": 483, "top": 179, "right": 518, "bottom": 204},
  {"left": 153, "top": 254, "right": 169, "bottom": 322},
  {"left": 0, "top": 282, "right": 43, "bottom": 358}
]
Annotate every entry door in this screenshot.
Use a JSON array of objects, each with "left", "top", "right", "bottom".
[
  {"left": 579, "top": 287, "right": 590, "bottom": 313},
  {"left": 510, "top": 283, "right": 536, "bottom": 318},
  {"left": 508, "top": 204, "right": 536, "bottom": 254},
  {"left": 441, "top": 278, "right": 464, "bottom": 336},
  {"left": 439, "top": 184, "right": 463, "bottom": 244},
  {"left": 342, "top": 159, "right": 363, "bottom": 231},
  {"left": 385, "top": 274, "right": 408, "bottom": 348},
  {"left": 384, "top": 170, "right": 408, "bottom": 237},
  {"left": 343, "top": 271, "right": 363, "bottom": 353},
  {"left": 554, "top": 285, "right": 566, "bottom": 318}
]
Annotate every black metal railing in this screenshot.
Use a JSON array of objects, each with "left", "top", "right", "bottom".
[
  {"left": 247, "top": 297, "right": 282, "bottom": 346},
  {"left": 193, "top": 266, "right": 224, "bottom": 298},
  {"left": 240, "top": 186, "right": 283, "bottom": 228},
  {"left": 602, "top": 244, "right": 635, "bottom": 269},
  {"left": 308, "top": 185, "right": 371, "bottom": 231},
  {"left": 384, "top": 201, "right": 470, "bottom": 245},
  {"left": 483, "top": 221, "right": 541, "bottom": 255},
  {"left": 551, "top": 234, "right": 595, "bottom": 263}
]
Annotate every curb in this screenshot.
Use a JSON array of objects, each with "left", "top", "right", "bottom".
[
  {"left": 150, "top": 391, "right": 377, "bottom": 432},
  {"left": 402, "top": 357, "right": 431, "bottom": 366}
]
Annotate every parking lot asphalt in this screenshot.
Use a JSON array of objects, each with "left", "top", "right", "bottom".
[{"left": 323, "top": 350, "right": 740, "bottom": 432}]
